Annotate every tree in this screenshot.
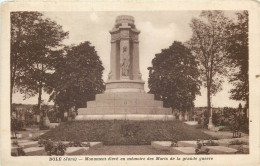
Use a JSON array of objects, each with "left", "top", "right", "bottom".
[
  {"left": 49, "top": 41, "right": 105, "bottom": 120},
  {"left": 147, "top": 41, "right": 201, "bottom": 112},
  {"left": 11, "top": 12, "right": 69, "bottom": 112},
  {"left": 188, "top": 11, "right": 231, "bottom": 120},
  {"left": 11, "top": 12, "right": 43, "bottom": 105},
  {"left": 227, "top": 11, "right": 249, "bottom": 110}
]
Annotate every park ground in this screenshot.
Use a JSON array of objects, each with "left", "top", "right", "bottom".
[{"left": 14, "top": 120, "right": 249, "bottom": 155}]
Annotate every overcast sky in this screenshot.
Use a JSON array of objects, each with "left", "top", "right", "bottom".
[{"left": 12, "top": 11, "right": 244, "bottom": 108}]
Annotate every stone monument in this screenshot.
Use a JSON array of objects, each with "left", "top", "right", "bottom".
[{"left": 75, "top": 15, "right": 174, "bottom": 121}]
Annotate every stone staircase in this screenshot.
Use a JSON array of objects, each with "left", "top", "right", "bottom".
[{"left": 76, "top": 92, "right": 174, "bottom": 121}]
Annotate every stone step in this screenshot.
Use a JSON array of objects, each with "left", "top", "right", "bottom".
[
  {"left": 151, "top": 141, "right": 172, "bottom": 150},
  {"left": 170, "top": 147, "right": 196, "bottom": 154},
  {"left": 234, "top": 137, "right": 249, "bottom": 144},
  {"left": 75, "top": 114, "right": 175, "bottom": 121},
  {"left": 217, "top": 138, "right": 248, "bottom": 146},
  {"left": 177, "top": 141, "right": 197, "bottom": 148},
  {"left": 90, "top": 142, "right": 103, "bottom": 148},
  {"left": 17, "top": 139, "right": 31, "bottom": 143},
  {"left": 78, "top": 107, "right": 171, "bottom": 115},
  {"left": 65, "top": 147, "right": 89, "bottom": 155},
  {"left": 19, "top": 141, "right": 38, "bottom": 148},
  {"left": 95, "top": 93, "right": 155, "bottom": 100},
  {"left": 217, "top": 139, "right": 234, "bottom": 146},
  {"left": 204, "top": 146, "right": 238, "bottom": 154},
  {"left": 87, "top": 99, "right": 163, "bottom": 108},
  {"left": 23, "top": 147, "right": 46, "bottom": 156}
]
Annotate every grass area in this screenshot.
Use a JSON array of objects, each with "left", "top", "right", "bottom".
[{"left": 40, "top": 120, "right": 215, "bottom": 145}]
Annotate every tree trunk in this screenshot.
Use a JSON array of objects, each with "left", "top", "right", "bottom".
[
  {"left": 10, "top": 80, "right": 14, "bottom": 111},
  {"left": 38, "top": 82, "right": 42, "bottom": 114},
  {"left": 10, "top": 61, "right": 17, "bottom": 111},
  {"left": 38, "top": 64, "right": 44, "bottom": 116},
  {"left": 207, "top": 86, "right": 211, "bottom": 117}
]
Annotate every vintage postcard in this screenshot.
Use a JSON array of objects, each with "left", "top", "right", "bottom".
[{"left": 1, "top": 0, "right": 260, "bottom": 166}]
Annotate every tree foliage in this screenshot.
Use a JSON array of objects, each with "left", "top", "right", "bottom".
[
  {"left": 11, "top": 12, "right": 42, "bottom": 104},
  {"left": 49, "top": 41, "right": 105, "bottom": 117},
  {"left": 188, "top": 11, "right": 231, "bottom": 116},
  {"left": 11, "top": 12, "right": 69, "bottom": 109},
  {"left": 148, "top": 41, "right": 201, "bottom": 111},
  {"left": 227, "top": 11, "right": 249, "bottom": 108}
]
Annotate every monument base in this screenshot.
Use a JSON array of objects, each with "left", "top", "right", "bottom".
[
  {"left": 76, "top": 92, "right": 173, "bottom": 121},
  {"left": 105, "top": 80, "right": 145, "bottom": 93},
  {"left": 75, "top": 114, "right": 175, "bottom": 121}
]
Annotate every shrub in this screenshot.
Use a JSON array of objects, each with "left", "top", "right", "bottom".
[
  {"left": 81, "top": 142, "right": 90, "bottom": 147},
  {"left": 11, "top": 147, "right": 26, "bottom": 156},
  {"left": 68, "top": 141, "right": 90, "bottom": 147},
  {"left": 229, "top": 140, "right": 245, "bottom": 145},
  {"left": 44, "top": 139, "right": 55, "bottom": 155},
  {"left": 17, "top": 147, "right": 26, "bottom": 156},
  {"left": 171, "top": 139, "right": 178, "bottom": 147},
  {"left": 212, "top": 113, "right": 220, "bottom": 126},
  {"left": 73, "top": 141, "right": 82, "bottom": 147},
  {"left": 39, "top": 125, "right": 49, "bottom": 130},
  {"left": 203, "top": 139, "right": 219, "bottom": 146},
  {"left": 51, "top": 142, "right": 67, "bottom": 156},
  {"left": 43, "top": 139, "right": 66, "bottom": 156},
  {"left": 24, "top": 112, "right": 34, "bottom": 126},
  {"left": 38, "top": 138, "right": 46, "bottom": 147},
  {"left": 195, "top": 139, "right": 210, "bottom": 154},
  {"left": 120, "top": 122, "right": 140, "bottom": 138},
  {"left": 219, "top": 126, "right": 232, "bottom": 131},
  {"left": 11, "top": 118, "right": 24, "bottom": 132}
]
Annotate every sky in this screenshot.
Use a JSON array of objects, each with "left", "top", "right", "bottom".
[{"left": 12, "top": 11, "right": 244, "bottom": 108}]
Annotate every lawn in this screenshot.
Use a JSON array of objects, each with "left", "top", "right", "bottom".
[{"left": 40, "top": 120, "right": 215, "bottom": 145}]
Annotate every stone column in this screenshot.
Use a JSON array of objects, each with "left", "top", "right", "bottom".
[
  {"left": 132, "top": 40, "right": 142, "bottom": 80},
  {"left": 109, "top": 39, "right": 117, "bottom": 80}
]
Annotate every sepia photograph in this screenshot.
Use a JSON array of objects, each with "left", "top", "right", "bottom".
[{"left": 1, "top": 1, "right": 260, "bottom": 166}]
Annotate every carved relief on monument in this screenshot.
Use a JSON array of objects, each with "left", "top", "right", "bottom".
[{"left": 120, "top": 45, "right": 130, "bottom": 77}]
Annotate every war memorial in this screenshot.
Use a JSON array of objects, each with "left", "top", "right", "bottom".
[
  {"left": 9, "top": 13, "right": 250, "bottom": 157},
  {"left": 76, "top": 15, "right": 174, "bottom": 121}
]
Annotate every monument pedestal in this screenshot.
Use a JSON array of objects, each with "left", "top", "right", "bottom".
[
  {"left": 208, "top": 117, "right": 215, "bottom": 130},
  {"left": 76, "top": 15, "right": 173, "bottom": 121},
  {"left": 105, "top": 80, "right": 145, "bottom": 93},
  {"left": 76, "top": 92, "right": 174, "bottom": 121}
]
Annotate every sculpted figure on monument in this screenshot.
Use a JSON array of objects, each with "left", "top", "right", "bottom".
[{"left": 121, "top": 46, "right": 130, "bottom": 76}]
